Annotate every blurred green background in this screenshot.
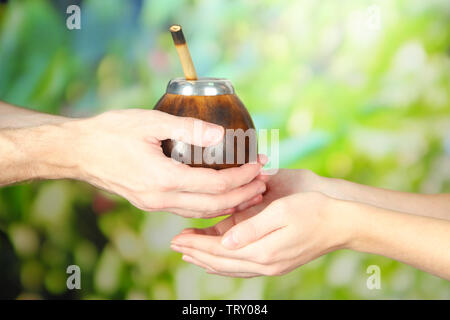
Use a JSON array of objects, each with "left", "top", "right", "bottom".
[{"left": 0, "top": 0, "right": 449, "bottom": 299}]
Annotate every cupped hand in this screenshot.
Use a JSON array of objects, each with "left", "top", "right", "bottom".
[
  {"left": 171, "top": 170, "right": 352, "bottom": 277},
  {"left": 171, "top": 169, "right": 321, "bottom": 235},
  {"left": 67, "top": 108, "right": 267, "bottom": 218}
]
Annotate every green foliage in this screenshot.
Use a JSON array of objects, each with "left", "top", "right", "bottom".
[{"left": 0, "top": 0, "right": 449, "bottom": 299}]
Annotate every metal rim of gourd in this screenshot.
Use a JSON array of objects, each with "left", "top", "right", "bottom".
[{"left": 166, "top": 77, "right": 235, "bottom": 96}]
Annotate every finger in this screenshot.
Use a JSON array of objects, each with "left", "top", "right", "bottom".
[
  {"left": 169, "top": 179, "right": 266, "bottom": 215},
  {"left": 199, "top": 217, "right": 237, "bottom": 236},
  {"left": 257, "top": 154, "right": 269, "bottom": 167},
  {"left": 221, "top": 203, "right": 286, "bottom": 249},
  {"left": 163, "top": 207, "right": 235, "bottom": 218},
  {"left": 173, "top": 235, "right": 241, "bottom": 259},
  {"left": 179, "top": 228, "right": 200, "bottom": 235},
  {"left": 174, "top": 205, "right": 262, "bottom": 239},
  {"left": 172, "top": 233, "right": 262, "bottom": 261},
  {"left": 206, "top": 270, "right": 260, "bottom": 278},
  {"left": 176, "top": 221, "right": 229, "bottom": 237},
  {"left": 174, "top": 193, "right": 262, "bottom": 222},
  {"left": 172, "top": 244, "right": 268, "bottom": 274},
  {"left": 151, "top": 111, "right": 224, "bottom": 147},
  {"left": 256, "top": 174, "right": 270, "bottom": 183},
  {"left": 179, "top": 227, "right": 220, "bottom": 236},
  {"left": 173, "top": 224, "right": 289, "bottom": 266},
  {"left": 235, "top": 193, "right": 263, "bottom": 212},
  {"left": 172, "top": 163, "right": 262, "bottom": 194},
  {"left": 177, "top": 217, "right": 233, "bottom": 236},
  {"left": 181, "top": 255, "right": 216, "bottom": 272},
  {"left": 171, "top": 154, "right": 266, "bottom": 194},
  {"left": 182, "top": 255, "right": 259, "bottom": 278},
  {"left": 171, "top": 234, "right": 260, "bottom": 261},
  {"left": 174, "top": 208, "right": 261, "bottom": 241}
]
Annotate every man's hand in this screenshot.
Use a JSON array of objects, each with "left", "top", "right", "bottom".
[
  {"left": 0, "top": 104, "right": 267, "bottom": 218},
  {"left": 70, "top": 109, "right": 267, "bottom": 217}
]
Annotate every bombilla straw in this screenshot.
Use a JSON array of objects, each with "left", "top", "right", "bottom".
[{"left": 169, "top": 25, "right": 198, "bottom": 80}]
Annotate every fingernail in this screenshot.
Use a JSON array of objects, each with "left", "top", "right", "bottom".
[
  {"left": 171, "top": 244, "right": 182, "bottom": 252},
  {"left": 252, "top": 194, "right": 263, "bottom": 203},
  {"left": 182, "top": 255, "right": 193, "bottom": 263},
  {"left": 237, "top": 194, "right": 261, "bottom": 211},
  {"left": 204, "top": 126, "right": 224, "bottom": 145},
  {"left": 256, "top": 174, "right": 270, "bottom": 182},
  {"left": 223, "top": 207, "right": 235, "bottom": 214},
  {"left": 258, "top": 154, "right": 269, "bottom": 166},
  {"left": 221, "top": 232, "right": 238, "bottom": 249},
  {"left": 258, "top": 185, "right": 266, "bottom": 194},
  {"left": 180, "top": 228, "right": 194, "bottom": 234},
  {"left": 236, "top": 201, "right": 248, "bottom": 212}
]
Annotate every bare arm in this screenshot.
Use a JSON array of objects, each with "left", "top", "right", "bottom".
[
  {"left": 322, "top": 176, "right": 450, "bottom": 220},
  {"left": 346, "top": 200, "right": 450, "bottom": 279},
  {"left": 0, "top": 101, "right": 69, "bottom": 128},
  {"left": 283, "top": 168, "right": 450, "bottom": 220},
  {"left": 0, "top": 101, "right": 76, "bottom": 185}
]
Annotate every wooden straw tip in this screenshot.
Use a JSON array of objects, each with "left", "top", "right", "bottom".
[
  {"left": 170, "top": 24, "right": 186, "bottom": 45},
  {"left": 169, "top": 25, "right": 182, "bottom": 32}
]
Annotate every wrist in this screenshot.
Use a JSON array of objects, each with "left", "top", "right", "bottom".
[
  {"left": 323, "top": 197, "right": 365, "bottom": 251},
  {"left": 292, "top": 169, "right": 327, "bottom": 194},
  {"left": 25, "top": 119, "right": 82, "bottom": 181},
  {"left": 317, "top": 176, "right": 354, "bottom": 201},
  {"left": 291, "top": 169, "right": 345, "bottom": 199}
]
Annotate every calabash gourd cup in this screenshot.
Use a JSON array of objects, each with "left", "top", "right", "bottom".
[{"left": 154, "top": 78, "right": 256, "bottom": 169}]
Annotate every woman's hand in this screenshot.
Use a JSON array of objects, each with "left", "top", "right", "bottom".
[
  {"left": 170, "top": 170, "right": 353, "bottom": 277},
  {"left": 171, "top": 169, "right": 326, "bottom": 235},
  {"left": 171, "top": 169, "right": 450, "bottom": 280}
]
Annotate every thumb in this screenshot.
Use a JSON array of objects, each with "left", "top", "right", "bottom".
[
  {"left": 221, "top": 207, "right": 281, "bottom": 250},
  {"left": 152, "top": 111, "right": 224, "bottom": 147}
]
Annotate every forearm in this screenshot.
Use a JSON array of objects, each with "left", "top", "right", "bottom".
[
  {"left": 0, "top": 102, "right": 79, "bottom": 186},
  {"left": 342, "top": 200, "right": 450, "bottom": 280},
  {"left": 321, "top": 176, "right": 450, "bottom": 220},
  {"left": 0, "top": 100, "right": 68, "bottom": 128}
]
